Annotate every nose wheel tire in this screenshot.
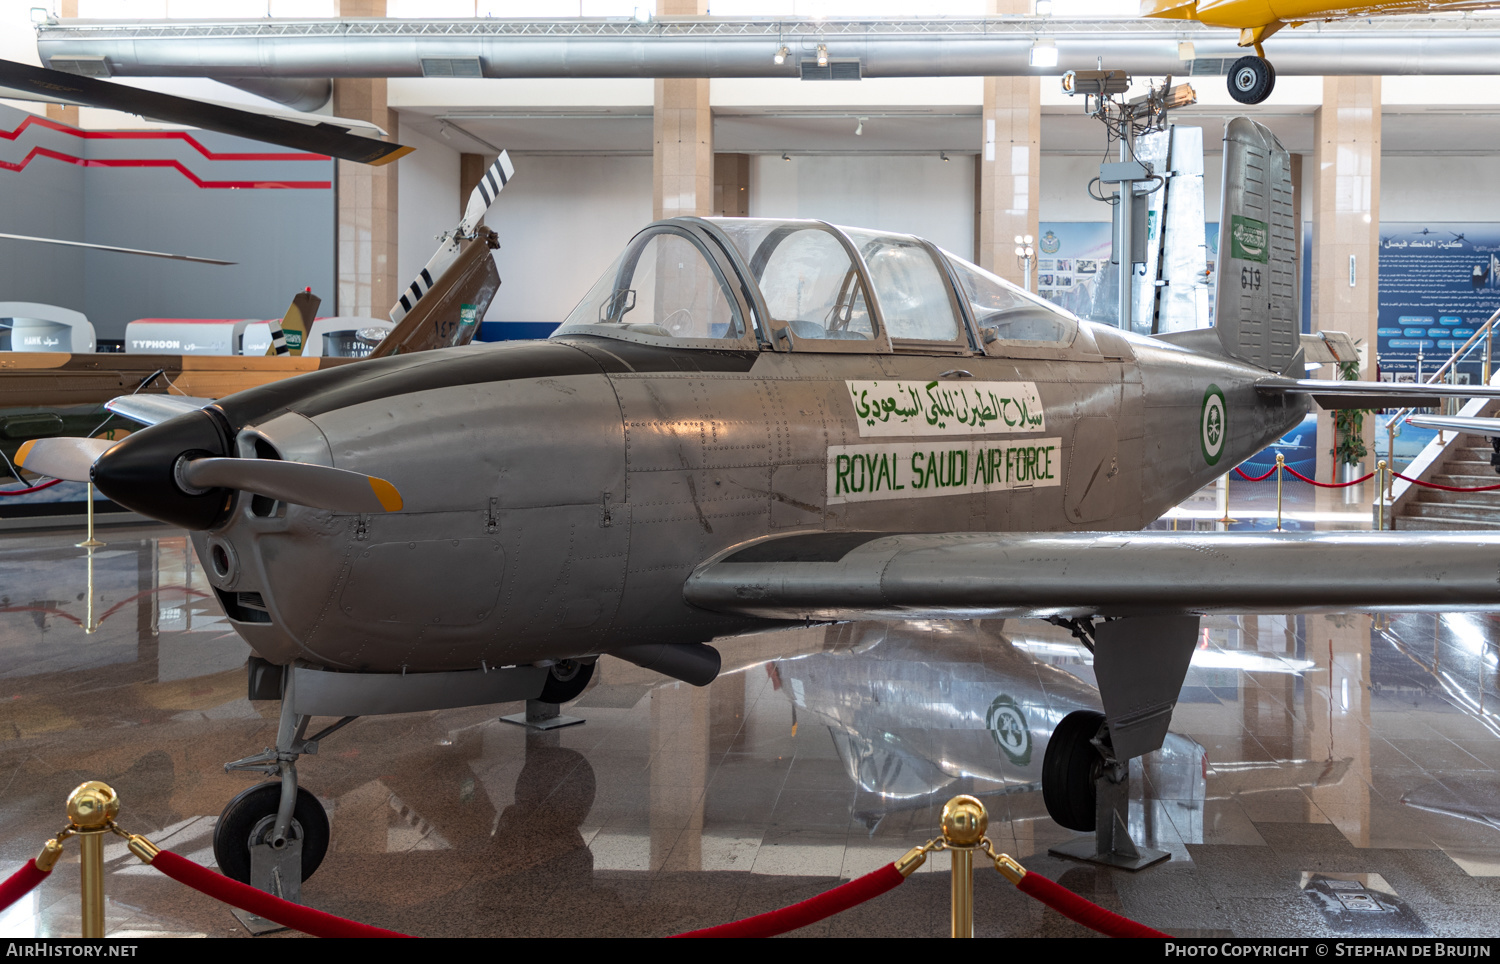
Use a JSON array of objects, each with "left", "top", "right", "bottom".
[
  {"left": 1042, "top": 710, "right": 1106, "bottom": 832},
  {"left": 213, "top": 782, "right": 330, "bottom": 885},
  {"left": 1227, "top": 56, "right": 1275, "bottom": 105},
  {"left": 538, "top": 658, "right": 595, "bottom": 704}
]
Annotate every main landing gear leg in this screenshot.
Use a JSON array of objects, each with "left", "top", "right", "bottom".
[
  {"left": 501, "top": 658, "right": 595, "bottom": 731},
  {"left": 219, "top": 666, "right": 353, "bottom": 932},
  {"left": 1044, "top": 711, "right": 1169, "bottom": 871}
]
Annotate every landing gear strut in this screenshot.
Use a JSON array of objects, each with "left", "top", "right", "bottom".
[
  {"left": 220, "top": 666, "right": 354, "bottom": 908},
  {"left": 1042, "top": 710, "right": 1169, "bottom": 871},
  {"left": 1228, "top": 55, "right": 1276, "bottom": 105}
]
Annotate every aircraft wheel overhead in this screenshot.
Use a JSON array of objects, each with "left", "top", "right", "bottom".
[
  {"left": 213, "top": 782, "right": 331, "bottom": 885},
  {"left": 537, "top": 658, "right": 596, "bottom": 704},
  {"left": 1227, "top": 56, "right": 1276, "bottom": 105},
  {"left": 1041, "top": 710, "right": 1106, "bottom": 832}
]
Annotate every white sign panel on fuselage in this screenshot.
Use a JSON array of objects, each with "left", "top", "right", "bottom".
[
  {"left": 828, "top": 438, "right": 1063, "bottom": 504},
  {"left": 846, "top": 380, "right": 1046, "bottom": 437}
]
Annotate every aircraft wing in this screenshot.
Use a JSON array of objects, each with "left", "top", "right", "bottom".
[{"left": 683, "top": 530, "right": 1500, "bottom": 621}]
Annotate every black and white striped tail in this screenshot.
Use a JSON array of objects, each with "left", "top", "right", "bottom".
[
  {"left": 460, "top": 151, "right": 515, "bottom": 234},
  {"left": 391, "top": 150, "right": 513, "bottom": 324}
]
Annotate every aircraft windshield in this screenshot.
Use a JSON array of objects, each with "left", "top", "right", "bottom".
[
  {"left": 944, "top": 254, "right": 1079, "bottom": 346},
  {"left": 556, "top": 230, "right": 744, "bottom": 340}
]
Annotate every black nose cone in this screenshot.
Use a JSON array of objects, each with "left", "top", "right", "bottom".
[{"left": 92, "top": 410, "right": 232, "bottom": 530}]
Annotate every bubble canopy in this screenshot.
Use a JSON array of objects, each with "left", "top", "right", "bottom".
[{"left": 552, "top": 217, "right": 1081, "bottom": 352}]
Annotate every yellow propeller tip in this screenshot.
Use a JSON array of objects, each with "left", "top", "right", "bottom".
[
  {"left": 15, "top": 439, "right": 35, "bottom": 469},
  {"left": 369, "top": 477, "right": 403, "bottom": 512}
]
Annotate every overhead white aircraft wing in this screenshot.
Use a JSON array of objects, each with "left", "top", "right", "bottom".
[{"left": 683, "top": 530, "right": 1500, "bottom": 622}]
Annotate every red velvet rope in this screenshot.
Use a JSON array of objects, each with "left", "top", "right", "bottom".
[
  {"left": 148, "top": 851, "right": 413, "bottom": 938},
  {"left": 1282, "top": 464, "right": 1375, "bottom": 488},
  {"left": 1233, "top": 465, "right": 1278, "bottom": 482},
  {"left": 1393, "top": 471, "right": 1500, "bottom": 493},
  {"left": 0, "top": 860, "right": 49, "bottom": 913},
  {"left": 0, "top": 479, "right": 63, "bottom": 496},
  {"left": 1017, "top": 871, "right": 1167, "bottom": 938},
  {"left": 671, "top": 863, "right": 905, "bottom": 938}
]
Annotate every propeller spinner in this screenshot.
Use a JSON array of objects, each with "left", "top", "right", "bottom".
[{"left": 17, "top": 414, "right": 401, "bottom": 529}]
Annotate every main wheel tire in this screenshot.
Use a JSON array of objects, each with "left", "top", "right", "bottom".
[
  {"left": 1227, "top": 55, "right": 1275, "bottom": 105},
  {"left": 1042, "top": 710, "right": 1105, "bottom": 832},
  {"left": 213, "top": 782, "right": 330, "bottom": 885},
  {"left": 537, "top": 658, "right": 595, "bottom": 704}
]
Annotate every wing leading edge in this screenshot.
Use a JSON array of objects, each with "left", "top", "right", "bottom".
[{"left": 684, "top": 530, "right": 1500, "bottom": 621}]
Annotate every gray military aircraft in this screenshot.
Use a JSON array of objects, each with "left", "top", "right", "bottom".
[{"left": 21, "top": 118, "right": 1500, "bottom": 886}]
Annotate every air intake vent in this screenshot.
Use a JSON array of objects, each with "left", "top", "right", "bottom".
[
  {"left": 800, "top": 59, "right": 863, "bottom": 81},
  {"left": 49, "top": 56, "right": 110, "bottom": 78},
  {"left": 1190, "top": 58, "right": 1229, "bottom": 76},
  {"left": 420, "top": 57, "right": 483, "bottom": 78}
]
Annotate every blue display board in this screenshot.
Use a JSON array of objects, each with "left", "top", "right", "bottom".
[{"left": 1378, "top": 223, "right": 1500, "bottom": 383}]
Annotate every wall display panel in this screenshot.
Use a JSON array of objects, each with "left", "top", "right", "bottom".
[{"left": 1377, "top": 222, "right": 1500, "bottom": 385}]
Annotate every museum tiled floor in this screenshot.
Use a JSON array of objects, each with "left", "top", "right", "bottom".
[{"left": 2, "top": 487, "right": 1500, "bottom": 938}]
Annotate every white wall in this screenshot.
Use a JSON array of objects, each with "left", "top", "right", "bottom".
[
  {"left": 1381, "top": 155, "right": 1500, "bottom": 223},
  {"left": 750, "top": 154, "right": 975, "bottom": 255},
  {"left": 483, "top": 154, "right": 653, "bottom": 324},
  {"left": 396, "top": 124, "right": 460, "bottom": 306}
]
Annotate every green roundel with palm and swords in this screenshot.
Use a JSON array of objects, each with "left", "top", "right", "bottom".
[{"left": 1200, "top": 384, "right": 1227, "bottom": 466}]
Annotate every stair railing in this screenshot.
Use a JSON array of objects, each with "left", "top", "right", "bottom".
[{"left": 1384, "top": 305, "right": 1500, "bottom": 504}]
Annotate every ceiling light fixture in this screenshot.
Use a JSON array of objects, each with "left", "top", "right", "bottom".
[
  {"left": 1028, "top": 40, "right": 1058, "bottom": 68},
  {"left": 1035, "top": 0, "right": 1053, "bottom": 14},
  {"left": 782, "top": 152, "right": 791, "bottom": 161},
  {"left": 816, "top": 44, "right": 829, "bottom": 68},
  {"left": 774, "top": 45, "right": 790, "bottom": 65},
  {"left": 940, "top": 152, "right": 950, "bottom": 162}
]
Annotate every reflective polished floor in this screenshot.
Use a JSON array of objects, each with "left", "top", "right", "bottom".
[{"left": 3, "top": 485, "right": 1500, "bottom": 938}]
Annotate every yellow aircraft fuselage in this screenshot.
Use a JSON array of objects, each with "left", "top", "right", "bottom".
[{"left": 1144, "top": 0, "right": 1488, "bottom": 47}]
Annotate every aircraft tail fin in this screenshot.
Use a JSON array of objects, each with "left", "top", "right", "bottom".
[
  {"left": 390, "top": 150, "right": 513, "bottom": 325},
  {"left": 264, "top": 287, "right": 320, "bottom": 357},
  {"left": 1213, "top": 117, "right": 1299, "bottom": 375},
  {"left": 369, "top": 228, "right": 501, "bottom": 358}
]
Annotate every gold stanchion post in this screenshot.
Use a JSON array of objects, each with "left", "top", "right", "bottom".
[
  {"left": 1275, "top": 453, "right": 1285, "bottom": 531},
  {"left": 67, "top": 781, "right": 118, "bottom": 938},
  {"left": 1378, "top": 459, "right": 1388, "bottom": 530},
  {"left": 75, "top": 483, "right": 104, "bottom": 550},
  {"left": 941, "top": 795, "right": 986, "bottom": 938}
]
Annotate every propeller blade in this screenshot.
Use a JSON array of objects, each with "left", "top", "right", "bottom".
[
  {"left": 459, "top": 151, "right": 515, "bottom": 235},
  {"left": 15, "top": 437, "right": 114, "bottom": 482},
  {"left": 179, "top": 458, "right": 402, "bottom": 514},
  {"left": 0, "top": 59, "right": 412, "bottom": 166},
  {"left": 0, "top": 232, "right": 233, "bottom": 265},
  {"left": 105, "top": 394, "right": 214, "bottom": 427}
]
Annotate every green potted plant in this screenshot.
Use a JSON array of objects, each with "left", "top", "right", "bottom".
[{"left": 1330, "top": 358, "right": 1370, "bottom": 500}]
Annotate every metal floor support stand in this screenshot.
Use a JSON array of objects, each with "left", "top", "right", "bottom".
[
  {"left": 502, "top": 699, "right": 585, "bottom": 731},
  {"left": 1049, "top": 747, "right": 1170, "bottom": 871}
]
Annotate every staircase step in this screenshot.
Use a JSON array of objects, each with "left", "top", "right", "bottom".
[
  {"left": 1410, "top": 486, "right": 1500, "bottom": 505},
  {"left": 1402, "top": 501, "right": 1500, "bottom": 523},
  {"left": 1430, "top": 473, "right": 1500, "bottom": 489},
  {"left": 1394, "top": 516, "right": 1500, "bottom": 531}
]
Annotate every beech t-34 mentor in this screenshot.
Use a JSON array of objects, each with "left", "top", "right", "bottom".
[
  {"left": 1141, "top": 0, "right": 1498, "bottom": 104},
  {"left": 21, "top": 119, "right": 1500, "bottom": 886}
]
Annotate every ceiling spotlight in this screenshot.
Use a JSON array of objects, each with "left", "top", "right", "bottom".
[
  {"left": 855, "top": 117, "right": 865, "bottom": 136},
  {"left": 782, "top": 152, "right": 791, "bottom": 162},
  {"left": 1029, "top": 41, "right": 1058, "bottom": 68},
  {"left": 632, "top": 6, "right": 651, "bottom": 23},
  {"left": 1035, "top": 0, "right": 1053, "bottom": 13},
  {"left": 774, "top": 45, "right": 790, "bottom": 65},
  {"left": 941, "top": 152, "right": 950, "bottom": 162},
  {"left": 816, "top": 44, "right": 829, "bottom": 68}
]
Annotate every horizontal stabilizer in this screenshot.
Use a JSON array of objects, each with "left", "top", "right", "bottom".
[
  {"left": 1407, "top": 414, "right": 1500, "bottom": 437},
  {"left": 685, "top": 530, "right": 1500, "bottom": 621},
  {"left": 1257, "top": 377, "right": 1500, "bottom": 410},
  {"left": 106, "top": 395, "right": 214, "bottom": 427},
  {"left": 1300, "top": 331, "right": 1359, "bottom": 365}
]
